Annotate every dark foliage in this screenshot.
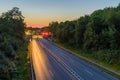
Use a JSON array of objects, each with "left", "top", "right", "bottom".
[
  {"left": 49, "top": 4, "right": 120, "bottom": 65},
  {"left": 0, "top": 7, "right": 25, "bottom": 79}
]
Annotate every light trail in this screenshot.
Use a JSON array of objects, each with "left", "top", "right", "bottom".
[{"left": 31, "top": 39, "right": 52, "bottom": 80}]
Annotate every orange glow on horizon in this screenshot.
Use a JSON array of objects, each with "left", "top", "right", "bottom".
[
  {"left": 26, "top": 22, "right": 48, "bottom": 28},
  {"left": 25, "top": 16, "right": 77, "bottom": 28},
  {"left": 25, "top": 18, "right": 49, "bottom": 28}
]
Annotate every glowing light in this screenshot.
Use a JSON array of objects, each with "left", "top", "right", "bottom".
[
  {"left": 41, "top": 32, "right": 49, "bottom": 36},
  {"left": 32, "top": 35, "right": 43, "bottom": 38},
  {"left": 32, "top": 40, "right": 52, "bottom": 80}
]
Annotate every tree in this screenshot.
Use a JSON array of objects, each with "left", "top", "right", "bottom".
[
  {"left": 0, "top": 7, "right": 26, "bottom": 79},
  {"left": 49, "top": 22, "right": 58, "bottom": 38},
  {"left": 48, "top": 3, "right": 120, "bottom": 65},
  {"left": 83, "top": 23, "right": 98, "bottom": 51},
  {"left": 0, "top": 6, "right": 25, "bottom": 62},
  {"left": 75, "top": 15, "right": 90, "bottom": 48}
]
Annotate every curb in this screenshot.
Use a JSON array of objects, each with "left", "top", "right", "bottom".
[{"left": 31, "top": 63, "right": 36, "bottom": 80}]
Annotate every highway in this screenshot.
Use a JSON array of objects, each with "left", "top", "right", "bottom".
[{"left": 31, "top": 38, "right": 118, "bottom": 80}]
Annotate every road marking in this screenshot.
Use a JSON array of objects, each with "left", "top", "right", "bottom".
[
  {"left": 39, "top": 40, "right": 84, "bottom": 80},
  {"left": 85, "top": 69, "right": 93, "bottom": 76},
  {"left": 49, "top": 70, "right": 54, "bottom": 77}
]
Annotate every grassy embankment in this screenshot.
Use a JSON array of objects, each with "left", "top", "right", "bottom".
[
  {"left": 12, "top": 41, "right": 31, "bottom": 80},
  {"left": 56, "top": 42, "right": 120, "bottom": 79}
]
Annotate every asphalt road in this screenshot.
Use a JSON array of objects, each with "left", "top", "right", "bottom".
[{"left": 31, "top": 38, "right": 118, "bottom": 80}]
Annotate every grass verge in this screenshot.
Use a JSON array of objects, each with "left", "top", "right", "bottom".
[
  {"left": 12, "top": 41, "right": 31, "bottom": 80},
  {"left": 56, "top": 42, "right": 120, "bottom": 79}
]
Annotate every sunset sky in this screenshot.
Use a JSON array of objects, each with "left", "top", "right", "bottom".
[{"left": 0, "top": 0, "right": 120, "bottom": 27}]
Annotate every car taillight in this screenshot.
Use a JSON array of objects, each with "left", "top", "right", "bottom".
[{"left": 41, "top": 32, "right": 49, "bottom": 36}]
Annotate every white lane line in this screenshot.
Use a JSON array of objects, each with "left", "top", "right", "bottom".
[
  {"left": 85, "top": 69, "right": 93, "bottom": 76},
  {"left": 39, "top": 40, "right": 84, "bottom": 80},
  {"left": 49, "top": 70, "right": 54, "bottom": 77}
]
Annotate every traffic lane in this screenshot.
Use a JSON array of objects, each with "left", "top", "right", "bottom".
[
  {"left": 38, "top": 40, "right": 82, "bottom": 80},
  {"left": 38, "top": 39, "right": 105, "bottom": 80},
  {"left": 49, "top": 47, "right": 114, "bottom": 80},
  {"left": 32, "top": 40, "right": 52, "bottom": 80},
  {"left": 40, "top": 46, "right": 77, "bottom": 80},
  {"left": 38, "top": 38, "right": 117, "bottom": 80},
  {"left": 40, "top": 38, "right": 118, "bottom": 80},
  {"left": 33, "top": 39, "right": 77, "bottom": 80}
]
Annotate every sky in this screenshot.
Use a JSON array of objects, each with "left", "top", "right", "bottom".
[{"left": 0, "top": 0, "right": 120, "bottom": 27}]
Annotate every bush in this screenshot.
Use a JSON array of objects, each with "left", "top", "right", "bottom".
[{"left": 93, "top": 50, "right": 120, "bottom": 64}]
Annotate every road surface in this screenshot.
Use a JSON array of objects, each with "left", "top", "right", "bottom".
[{"left": 31, "top": 38, "right": 118, "bottom": 80}]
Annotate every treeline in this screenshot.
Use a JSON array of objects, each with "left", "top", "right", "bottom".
[
  {"left": 49, "top": 4, "right": 120, "bottom": 65},
  {"left": 0, "top": 7, "right": 25, "bottom": 79}
]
